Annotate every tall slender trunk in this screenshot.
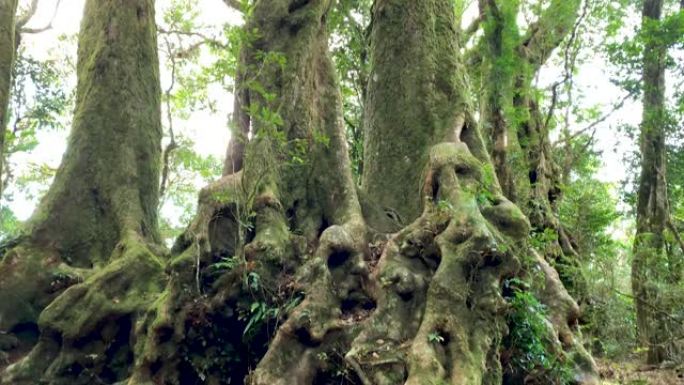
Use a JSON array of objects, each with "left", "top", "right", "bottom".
[
  {"left": 0, "top": 0, "right": 18, "bottom": 199},
  {"left": 478, "top": 0, "right": 522, "bottom": 203},
  {"left": 477, "top": 0, "right": 581, "bottom": 206},
  {"left": 631, "top": 0, "right": 674, "bottom": 365}
]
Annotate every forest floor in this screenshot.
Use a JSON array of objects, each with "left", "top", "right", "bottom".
[
  {"left": 3, "top": 349, "right": 684, "bottom": 384},
  {"left": 598, "top": 359, "right": 684, "bottom": 384}
]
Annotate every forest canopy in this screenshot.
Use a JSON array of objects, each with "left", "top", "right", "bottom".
[{"left": 0, "top": 0, "right": 683, "bottom": 384}]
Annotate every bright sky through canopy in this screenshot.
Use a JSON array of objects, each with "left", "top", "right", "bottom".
[{"left": 8, "top": 0, "right": 639, "bottom": 221}]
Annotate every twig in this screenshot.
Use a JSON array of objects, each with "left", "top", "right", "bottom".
[
  {"left": 542, "top": 0, "right": 589, "bottom": 132},
  {"left": 613, "top": 290, "right": 681, "bottom": 323},
  {"left": 552, "top": 91, "right": 636, "bottom": 147},
  {"left": 463, "top": 15, "right": 483, "bottom": 41},
  {"left": 19, "top": 0, "right": 62, "bottom": 34},
  {"left": 15, "top": 0, "right": 39, "bottom": 28},
  {"left": 158, "top": 28, "right": 227, "bottom": 60},
  {"left": 666, "top": 218, "right": 684, "bottom": 256}
]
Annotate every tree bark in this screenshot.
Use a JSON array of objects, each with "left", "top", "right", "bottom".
[
  {"left": 0, "top": 0, "right": 18, "bottom": 199},
  {"left": 26, "top": 0, "right": 162, "bottom": 262},
  {"left": 223, "top": 50, "right": 250, "bottom": 176},
  {"left": 631, "top": 0, "right": 677, "bottom": 365}
]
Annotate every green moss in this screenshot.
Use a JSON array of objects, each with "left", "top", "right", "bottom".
[
  {"left": 39, "top": 239, "right": 164, "bottom": 340},
  {"left": 362, "top": 0, "right": 472, "bottom": 230},
  {"left": 22, "top": 0, "right": 162, "bottom": 266},
  {"left": 0, "top": 246, "right": 52, "bottom": 331}
]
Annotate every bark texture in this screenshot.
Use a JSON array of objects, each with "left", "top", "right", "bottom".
[
  {"left": 26, "top": 0, "right": 162, "bottom": 264},
  {"left": 0, "top": 0, "right": 18, "bottom": 199},
  {"left": 476, "top": 0, "right": 581, "bottom": 203},
  {"left": 132, "top": 0, "right": 594, "bottom": 383},
  {"left": 360, "top": 0, "right": 473, "bottom": 232},
  {"left": 127, "top": 0, "right": 367, "bottom": 383}
]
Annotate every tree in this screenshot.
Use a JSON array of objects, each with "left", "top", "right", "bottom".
[
  {"left": 1, "top": 0, "right": 596, "bottom": 384},
  {"left": 0, "top": 0, "right": 162, "bottom": 381},
  {"left": 631, "top": 0, "right": 683, "bottom": 365},
  {"left": 471, "top": 0, "right": 599, "bottom": 304},
  {"left": 474, "top": 0, "right": 582, "bottom": 203}
]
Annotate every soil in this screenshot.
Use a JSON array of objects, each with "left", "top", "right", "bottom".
[{"left": 599, "top": 359, "right": 684, "bottom": 385}]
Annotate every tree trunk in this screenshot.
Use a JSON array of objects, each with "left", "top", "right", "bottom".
[
  {"left": 476, "top": 0, "right": 581, "bottom": 204},
  {"left": 0, "top": 0, "right": 17, "bottom": 199},
  {"left": 360, "top": 0, "right": 476, "bottom": 232},
  {"left": 0, "top": 0, "right": 162, "bottom": 382},
  {"left": 477, "top": 0, "right": 523, "bottom": 203},
  {"left": 631, "top": 0, "right": 676, "bottom": 365},
  {"left": 1, "top": 0, "right": 596, "bottom": 384},
  {"left": 475, "top": 0, "right": 587, "bottom": 302}
]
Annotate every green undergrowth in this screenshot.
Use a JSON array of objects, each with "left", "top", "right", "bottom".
[
  {"left": 503, "top": 278, "right": 574, "bottom": 385},
  {"left": 171, "top": 254, "right": 306, "bottom": 382}
]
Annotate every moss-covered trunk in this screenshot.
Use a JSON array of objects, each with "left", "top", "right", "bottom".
[
  {"left": 0, "top": 0, "right": 163, "bottom": 382},
  {"left": 631, "top": 0, "right": 678, "bottom": 365},
  {"left": 475, "top": 0, "right": 586, "bottom": 303},
  {"left": 128, "top": 0, "right": 595, "bottom": 382},
  {"left": 0, "top": 0, "right": 18, "bottom": 199},
  {"left": 359, "top": 0, "right": 474, "bottom": 232},
  {"left": 477, "top": 0, "right": 523, "bottom": 203},
  {"left": 348, "top": 1, "right": 593, "bottom": 383},
  {"left": 477, "top": 0, "right": 580, "bottom": 206},
  {"left": 25, "top": 0, "right": 162, "bottom": 263}
]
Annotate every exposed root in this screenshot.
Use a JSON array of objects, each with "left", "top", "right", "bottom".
[
  {"left": 1, "top": 235, "right": 164, "bottom": 385},
  {"left": 0, "top": 143, "right": 597, "bottom": 385},
  {"left": 0, "top": 246, "right": 88, "bottom": 335},
  {"left": 248, "top": 222, "right": 371, "bottom": 385},
  {"left": 532, "top": 250, "right": 598, "bottom": 384},
  {"left": 345, "top": 142, "right": 529, "bottom": 385}
]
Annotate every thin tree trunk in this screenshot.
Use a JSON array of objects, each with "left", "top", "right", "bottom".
[
  {"left": 223, "top": 49, "right": 250, "bottom": 176},
  {"left": 632, "top": 0, "right": 674, "bottom": 365},
  {"left": 478, "top": 0, "right": 521, "bottom": 203},
  {"left": 477, "top": 0, "right": 587, "bottom": 305}
]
